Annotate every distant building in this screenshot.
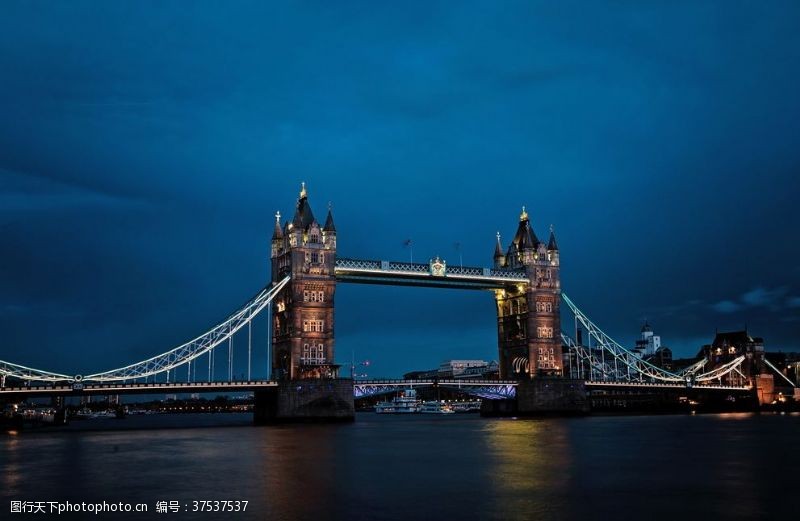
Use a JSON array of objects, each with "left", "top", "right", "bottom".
[
  {"left": 630, "top": 321, "right": 673, "bottom": 369},
  {"left": 696, "top": 330, "right": 767, "bottom": 382},
  {"left": 438, "top": 360, "right": 491, "bottom": 378},
  {"left": 650, "top": 347, "right": 673, "bottom": 371},
  {"left": 455, "top": 361, "right": 500, "bottom": 379},
  {"left": 403, "top": 369, "right": 439, "bottom": 380},
  {"left": 633, "top": 321, "right": 661, "bottom": 357},
  {"left": 404, "top": 360, "right": 499, "bottom": 380}
]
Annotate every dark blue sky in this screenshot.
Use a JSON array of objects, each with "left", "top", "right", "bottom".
[{"left": 2, "top": 1, "right": 799, "bottom": 378}]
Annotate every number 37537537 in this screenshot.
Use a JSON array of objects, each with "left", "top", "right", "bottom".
[{"left": 191, "top": 500, "right": 248, "bottom": 512}]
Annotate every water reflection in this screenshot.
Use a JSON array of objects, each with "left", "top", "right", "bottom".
[
  {"left": 483, "top": 419, "right": 571, "bottom": 521},
  {"left": 259, "top": 424, "right": 342, "bottom": 520}
]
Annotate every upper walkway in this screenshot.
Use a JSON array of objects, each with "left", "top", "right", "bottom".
[{"left": 334, "top": 258, "right": 529, "bottom": 290}]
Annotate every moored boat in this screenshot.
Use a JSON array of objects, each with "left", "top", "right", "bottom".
[
  {"left": 419, "top": 401, "right": 455, "bottom": 414},
  {"left": 375, "top": 389, "right": 420, "bottom": 414}
]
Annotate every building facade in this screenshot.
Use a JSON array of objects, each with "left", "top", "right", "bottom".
[
  {"left": 270, "top": 184, "right": 339, "bottom": 380},
  {"left": 697, "top": 330, "right": 766, "bottom": 380},
  {"left": 493, "top": 207, "right": 562, "bottom": 378},
  {"left": 634, "top": 321, "right": 661, "bottom": 357}
]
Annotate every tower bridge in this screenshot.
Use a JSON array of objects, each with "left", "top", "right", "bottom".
[{"left": 1, "top": 183, "right": 793, "bottom": 422}]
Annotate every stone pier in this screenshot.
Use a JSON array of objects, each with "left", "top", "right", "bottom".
[
  {"left": 481, "top": 378, "right": 589, "bottom": 416},
  {"left": 254, "top": 379, "right": 354, "bottom": 424}
]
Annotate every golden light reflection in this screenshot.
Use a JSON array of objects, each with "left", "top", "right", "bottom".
[
  {"left": 481, "top": 419, "right": 571, "bottom": 516},
  {"left": 2, "top": 435, "right": 22, "bottom": 494},
  {"left": 258, "top": 424, "right": 342, "bottom": 520}
]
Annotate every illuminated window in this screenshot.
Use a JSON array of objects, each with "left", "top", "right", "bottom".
[
  {"left": 537, "top": 326, "right": 553, "bottom": 339},
  {"left": 303, "top": 289, "right": 326, "bottom": 302},
  {"left": 302, "top": 319, "right": 324, "bottom": 332},
  {"left": 302, "top": 343, "right": 325, "bottom": 364}
]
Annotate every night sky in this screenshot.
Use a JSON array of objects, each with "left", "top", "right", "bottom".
[{"left": 2, "top": 2, "right": 799, "bottom": 379}]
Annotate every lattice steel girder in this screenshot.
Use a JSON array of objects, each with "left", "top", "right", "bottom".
[
  {"left": 562, "top": 294, "right": 685, "bottom": 383},
  {"left": 0, "top": 361, "right": 71, "bottom": 384},
  {"left": 353, "top": 379, "right": 518, "bottom": 400}
]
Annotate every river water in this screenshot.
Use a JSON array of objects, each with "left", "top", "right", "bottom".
[{"left": 2, "top": 412, "right": 798, "bottom": 520}]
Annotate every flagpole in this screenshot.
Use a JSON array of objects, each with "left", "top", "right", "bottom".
[{"left": 404, "top": 239, "right": 413, "bottom": 263}]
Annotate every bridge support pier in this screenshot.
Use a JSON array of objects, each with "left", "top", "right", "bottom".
[
  {"left": 754, "top": 374, "right": 776, "bottom": 405},
  {"left": 254, "top": 379, "right": 354, "bottom": 424},
  {"left": 481, "top": 378, "right": 589, "bottom": 416}
]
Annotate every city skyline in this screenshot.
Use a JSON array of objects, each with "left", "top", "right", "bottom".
[{"left": 2, "top": 2, "right": 800, "bottom": 378}]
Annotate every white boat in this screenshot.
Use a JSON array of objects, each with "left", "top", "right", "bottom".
[
  {"left": 450, "top": 400, "right": 482, "bottom": 413},
  {"left": 375, "top": 389, "right": 420, "bottom": 414},
  {"left": 88, "top": 409, "right": 117, "bottom": 419},
  {"left": 419, "top": 401, "right": 455, "bottom": 414}
]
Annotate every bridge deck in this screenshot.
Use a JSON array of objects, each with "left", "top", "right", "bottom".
[
  {"left": 585, "top": 380, "right": 751, "bottom": 391},
  {"left": 0, "top": 379, "right": 751, "bottom": 399},
  {"left": 0, "top": 380, "right": 278, "bottom": 397}
]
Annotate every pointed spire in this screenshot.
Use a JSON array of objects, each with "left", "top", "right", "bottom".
[
  {"left": 521, "top": 221, "right": 538, "bottom": 249},
  {"left": 292, "top": 182, "right": 315, "bottom": 230},
  {"left": 494, "top": 231, "right": 503, "bottom": 258},
  {"left": 272, "top": 211, "right": 283, "bottom": 239},
  {"left": 512, "top": 206, "right": 538, "bottom": 250},
  {"left": 547, "top": 224, "right": 558, "bottom": 251},
  {"left": 324, "top": 201, "right": 336, "bottom": 233}
]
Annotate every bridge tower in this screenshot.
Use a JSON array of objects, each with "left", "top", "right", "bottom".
[
  {"left": 493, "top": 208, "right": 562, "bottom": 379},
  {"left": 270, "top": 183, "right": 339, "bottom": 380}
]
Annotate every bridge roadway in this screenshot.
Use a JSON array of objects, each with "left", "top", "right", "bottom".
[
  {"left": 0, "top": 378, "right": 749, "bottom": 399},
  {"left": 0, "top": 380, "right": 278, "bottom": 398},
  {"left": 0, "top": 379, "right": 520, "bottom": 400},
  {"left": 584, "top": 380, "right": 751, "bottom": 391}
]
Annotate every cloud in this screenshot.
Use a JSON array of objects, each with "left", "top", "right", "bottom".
[
  {"left": 711, "top": 286, "right": 789, "bottom": 314},
  {"left": 741, "top": 287, "right": 787, "bottom": 308},
  {"left": 712, "top": 300, "right": 743, "bottom": 313},
  {"left": 0, "top": 167, "right": 144, "bottom": 214}
]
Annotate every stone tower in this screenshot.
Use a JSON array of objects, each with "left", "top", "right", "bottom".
[
  {"left": 493, "top": 207, "right": 562, "bottom": 378},
  {"left": 270, "top": 183, "right": 339, "bottom": 380}
]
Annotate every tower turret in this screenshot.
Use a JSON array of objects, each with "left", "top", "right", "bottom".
[
  {"left": 547, "top": 225, "right": 558, "bottom": 251},
  {"left": 323, "top": 203, "right": 337, "bottom": 250},
  {"left": 493, "top": 232, "right": 505, "bottom": 268},
  {"left": 271, "top": 211, "right": 284, "bottom": 258},
  {"left": 547, "top": 225, "right": 559, "bottom": 266}
]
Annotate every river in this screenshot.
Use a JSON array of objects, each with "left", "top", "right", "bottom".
[{"left": 2, "top": 412, "right": 798, "bottom": 520}]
